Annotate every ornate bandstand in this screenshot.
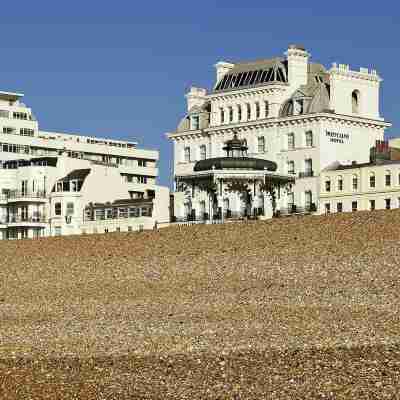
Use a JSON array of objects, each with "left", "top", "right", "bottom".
[{"left": 175, "top": 133, "right": 295, "bottom": 222}]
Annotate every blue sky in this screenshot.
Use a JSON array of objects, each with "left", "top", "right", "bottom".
[{"left": 1, "top": 1, "right": 399, "bottom": 186}]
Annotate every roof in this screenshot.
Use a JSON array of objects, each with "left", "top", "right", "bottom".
[
  {"left": 325, "top": 159, "right": 400, "bottom": 172},
  {"left": 0, "top": 91, "right": 24, "bottom": 102},
  {"left": 214, "top": 57, "right": 288, "bottom": 92},
  {"left": 59, "top": 169, "right": 91, "bottom": 182},
  {"left": 194, "top": 157, "right": 278, "bottom": 172}
]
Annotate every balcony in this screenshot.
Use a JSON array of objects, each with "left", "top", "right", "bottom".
[
  {"left": 3, "top": 191, "right": 47, "bottom": 202},
  {"left": 298, "top": 170, "right": 314, "bottom": 178},
  {"left": 6, "top": 215, "right": 47, "bottom": 226}
]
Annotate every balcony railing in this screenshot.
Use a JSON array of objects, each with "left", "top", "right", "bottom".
[
  {"left": 298, "top": 170, "right": 314, "bottom": 178},
  {"left": 6, "top": 215, "right": 47, "bottom": 224},
  {"left": 3, "top": 191, "right": 47, "bottom": 201}
]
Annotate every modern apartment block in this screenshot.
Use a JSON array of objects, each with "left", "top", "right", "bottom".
[
  {"left": 167, "top": 45, "right": 391, "bottom": 220},
  {"left": 0, "top": 91, "right": 169, "bottom": 239}
]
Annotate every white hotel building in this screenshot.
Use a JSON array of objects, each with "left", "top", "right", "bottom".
[
  {"left": 167, "top": 45, "right": 391, "bottom": 220},
  {"left": 0, "top": 91, "right": 169, "bottom": 239}
]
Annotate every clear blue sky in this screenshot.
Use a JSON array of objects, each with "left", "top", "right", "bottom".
[{"left": 1, "top": 1, "right": 399, "bottom": 186}]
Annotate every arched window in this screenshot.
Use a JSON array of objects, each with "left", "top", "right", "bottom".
[
  {"left": 325, "top": 179, "right": 331, "bottom": 192},
  {"left": 337, "top": 175, "right": 343, "bottom": 191},
  {"left": 369, "top": 172, "right": 376, "bottom": 188},
  {"left": 237, "top": 104, "right": 242, "bottom": 121},
  {"left": 352, "top": 90, "right": 360, "bottom": 114},
  {"left": 352, "top": 174, "right": 358, "bottom": 191}
]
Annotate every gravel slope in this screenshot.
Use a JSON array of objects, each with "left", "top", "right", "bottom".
[{"left": 1, "top": 210, "right": 400, "bottom": 399}]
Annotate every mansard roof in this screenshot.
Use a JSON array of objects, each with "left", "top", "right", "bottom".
[
  {"left": 279, "top": 82, "right": 331, "bottom": 117},
  {"left": 214, "top": 58, "right": 288, "bottom": 92}
]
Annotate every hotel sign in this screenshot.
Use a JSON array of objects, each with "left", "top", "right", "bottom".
[{"left": 326, "top": 130, "right": 350, "bottom": 144}]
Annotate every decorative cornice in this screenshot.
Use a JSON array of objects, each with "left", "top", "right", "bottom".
[{"left": 168, "top": 113, "right": 391, "bottom": 140}]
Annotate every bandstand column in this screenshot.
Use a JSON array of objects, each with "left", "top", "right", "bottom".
[{"left": 264, "top": 192, "right": 274, "bottom": 219}]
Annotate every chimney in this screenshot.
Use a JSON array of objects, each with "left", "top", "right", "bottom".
[
  {"left": 371, "top": 140, "right": 390, "bottom": 162},
  {"left": 185, "top": 87, "right": 207, "bottom": 112},
  {"left": 285, "top": 44, "right": 310, "bottom": 90},
  {"left": 214, "top": 61, "right": 234, "bottom": 86}
]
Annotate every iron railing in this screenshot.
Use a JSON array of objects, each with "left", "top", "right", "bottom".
[
  {"left": 6, "top": 215, "right": 47, "bottom": 224},
  {"left": 2, "top": 191, "right": 47, "bottom": 201}
]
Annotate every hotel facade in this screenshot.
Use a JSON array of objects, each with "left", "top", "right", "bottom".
[
  {"left": 167, "top": 45, "right": 391, "bottom": 220},
  {"left": 0, "top": 91, "right": 169, "bottom": 239}
]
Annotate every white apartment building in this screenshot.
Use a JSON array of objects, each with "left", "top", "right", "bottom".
[
  {"left": 0, "top": 91, "right": 169, "bottom": 239},
  {"left": 167, "top": 45, "right": 391, "bottom": 219}
]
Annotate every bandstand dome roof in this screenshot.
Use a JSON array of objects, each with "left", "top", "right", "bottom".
[{"left": 194, "top": 157, "right": 277, "bottom": 172}]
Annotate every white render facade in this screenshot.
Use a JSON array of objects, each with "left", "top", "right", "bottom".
[
  {"left": 167, "top": 45, "right": 391, "bottom": 219},
  {"left": 0, "top": 91, "right": 169, "bottom": 239},
  {"left": 320, "top": 158, "right": 400, "bottom": 214}
]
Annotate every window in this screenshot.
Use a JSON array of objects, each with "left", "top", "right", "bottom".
[
  {"left": 137, "top": 176, "right": 147, "bottom": 184},
  {"left": 257, "top": 137, "right": 265, "bottom": 153},
  {"left": 13, "top": 112, "right": 28, "bottom": 120},
  {"left": 369, "top": 172, "right": 376, "bottom": 188},
  {"left": 184, "top": 147, "right": 191, "bottom": 162},
  {"left": 66, "top": 202, "right": 74, "bottom": 216},
  {"left": 305, "top": 191, "right": 312, "bottom": 209},
  {"left": 337, "top": 176, "right": 343, "bottom": 191},
  {"left": 325, "top": 179, "right": 331, "bottom": 192},
  {"left": 352, "top": 175, "right": 358, "bottom": 191},
  {"left": 255, "top": 102, "right": 260, "bottom": 118},
  {"left": 325, "top": 203, "right": 331, "bottom": 214},
  {"left": 220, "top": 108, "right": 225, "bottom": 124},
  {"left": 3, "top": 127, "right": 15, "bottom": 134},
  {"left": 370, "top": 199, "right": 375, "bottom": 211},
  {"left": 119, "top": 208, "right": 128, "bottom": 218},
  {"left": 54, "top": 227, "right": 61, "bottom": 236},
  {"left": 228, "top": 107, "right": 233, "bottom": 122},
  {"left": 385, "top": 198, "right": 391, "bottom": 210},
  {"left": 246, "top": 103, "right": 251, "bottom": 120},
  {"left": 200, "top": 145, "right": 207, "bottom": 160},
  {"left": 264, "top": 101, "right": 269, "bottom": 118},
  {"left": 237, "top": 105, "right": 242, "bottom": 121},
  {"left": 21, "top": 180, "right": 28, "bottom": 196},
  {"left": 191, "top": 115, "right": 200, "bottom": 130},
  {"left": 287, "top": 161, "right": 295, "bottom": 175},
  {"left": 20, "top": 128, "right": 34, "bottom": 137},
  {"left": 95, "top": 209, "right": 105, "bottom": 220},
  {"left": 138, "top": 159, "right": 147, "bottom": 167},
  {"left": 55, "top": 202, "right": 62, "bottom": 216},
  {"left": 294, "top": 99, "right": 304, "bottom": 115},
  {"left": 305, "top": 131, "right": 313, "bottom": 147},
  {"left": 385, "top": 171, "right": 391, "bottom": 187},
  {"left": 304, "top": 159, "right": 313, "bottom": 176},
  {"left": 337, "top": 202, "right": 343, "bottom": 213},
  {"left": 287, "top": 133, "right": 295, "bottom": 150},
  {"left": 352, "top": 90, "right": 360, "bottom": 114},
  {"left": 352, "top": 201, "right": 358, "bottom": 212}
]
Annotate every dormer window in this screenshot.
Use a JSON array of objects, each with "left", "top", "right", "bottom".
[
  {"left": 228, "top": 106, "right": 233, "bottom": 122},
  {"left": 255, "top": 102, "right": 260, "bottom": 119},
  {"left": 293, "top": 99, "right": 304, "bottom": 115},
  {"left": 191, "top": 115, "right": 200, "bottom": 130},
  {"left": 352, "top": 90, "right": 360, "bottom": 114},
  {"left": 237, "top": 105, "right": 242, "bottom": 121}
]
